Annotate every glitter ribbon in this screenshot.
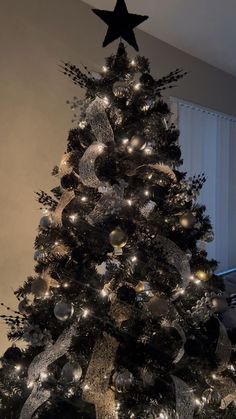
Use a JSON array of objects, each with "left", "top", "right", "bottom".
[
  {"left": 20, "top": 322, "right": 77, "bottom": 419},
  {"left": 215, "top": 318, "right": 231, "bottom": 371},
  {"left": 86, "top": 97, "right": 114, "bottom": 144},
  {"left": 171, "top": 375, "right": 194, "bottom": 419},
  {"left": 53, "top": 190, "right": 75, "bottom": 226}
]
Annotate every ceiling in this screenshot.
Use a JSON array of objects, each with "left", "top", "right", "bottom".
[{"left": 83, "top": 0, "right": 236, "bottom": 77}]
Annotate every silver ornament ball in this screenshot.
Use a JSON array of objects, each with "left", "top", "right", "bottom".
[
  {"left": 113, "top": 80, "right": 129, "bottom": 98},
  {"left": 61, "top": 361, "right": 82, "bottom": 383},
  {"left": 34, "top": 249, "right": 47, "bottom": 262},
  {"left": 130, "top": 134, "right": 146, "bottom": 151},
  {"left": 112, "top": 369, "right": 134, "bottom": 393},
  {"left": 39, "top": 215, "right": 53, "bottom": 230},
  {"left": 54, "top": 302, "right": 74, "bottom": 321}
]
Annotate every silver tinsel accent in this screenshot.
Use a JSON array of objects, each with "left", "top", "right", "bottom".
[
  {"left": 140, "top": 200, "right": 156, "bottom": 218},
  {"left": 79, "top": 142, "right": 107, "bottom": 188},
  {"left": 154, "top": 235, "right": 191, "bottom": 290},
  {"left": 20, "top": 322, "right": 78, "bottom": 419},
  {"left": 215, "top": 319, "right": 232, "bottom": 371},
  {"left": 172, "top": 375, "right": 194, "bottom": 419},
  {"left": 86, "top": 97, "right": 114, "bottom": 144},
  {"left": 53, "top": 190, "right": 75, "bottom": 226},
  {"left": 86, "top": 184, "right": 125, "bottom": 225},
  {"left": 187, "top": 293, "right": 217, "bottom": 325}
]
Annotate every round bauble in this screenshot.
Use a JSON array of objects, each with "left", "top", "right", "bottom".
[
  {"left": 195, "top": 268, "right": 212, "bottom": 282},
  {"left": 61, "top": 361, "right": 82, "bottom": 383},
  {"left": 117, "top": 285, "right": 136, "bottom": 304},
  {"left": 34, "top": 250, "right": 47, "bottom": 263},
  {"left": 150, "top": 326, "right": 182, "bottom": 363},
  {"left": 180, "top": 212, "right": 197, "bottom": 229},
  {"left": 61, "top": 173, "right": 79, "bottom": 190},
  {"left": 18, "top": 299, "right": 31, "bottom": 315},
  {"left": 140, "top": 73, "right": 155, "bottom": 87},
  {"left": 54, "top": 302, "right": 74, "bottom": 321},
  {"left": 109, "top": 227, "right": 128, "bottom": 250},
  {"left": 211, "top": 296, "right": 228, "bottom": 313},
  {"left": 39, "top": 215, "right": 53, "bottom": 230},
  {"left": 147, "top": 296, "right": 169, "bottom": 318},
  {"left": 168, "top": 145, "right": 182, "bottom": 160},
  {"left": 113, "top": 80, "right": 129, "bottom": 98},
  {"left": 3, "top": 344, "right": 22, "bottom": 363},
  {"left": 150, "top": 185, "right": 167, "bottom": 205},
  {"left": 130, "top": 134, "right": 146, "bottom": 151},
  {"left": 202, "top": 388, "right": 221, "bottom": 405},
  {"left": 112, "top": 369, "right": 134, "bottom": 393},
  {"left": 31, "top": 277, "right": 49, "bottom": 298}
]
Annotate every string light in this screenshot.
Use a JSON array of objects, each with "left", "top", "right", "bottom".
[
  {"left": 15, "top": 365, "right": 22, "bottom": 372},
  {"left": 79, "top": 120, "right": 86, "bottom": 129},
  {"left": 144, "top": 147, "right": 152, "bottom": 155},
  {"left": 122, "top": 138, "right": 129, "bottom": 145},
  {"left": 127, "top": 199, "right": 132, "bottom": 206},
  {"left": 103, "top": 96, "right": 110, "bottom": 105},
  {"left": 144, "top": 190, "right": 150, "bottom": 197},
  {"left": 69, "top": 213, "right": 78, "bottom": 223},
  {"left": 82, "top": 308, "right": 90, "bottom": 318},
  {"left": 81, "top": 196, "right": 87, "bottom": 202},
  {"left": 131, "top": 256, "right": 137, "bottom": 263},
  {"left": 134, "top": 82, "right": 141, "bottom": 91},
  {"left": 63, "top": 282, "right": 69, "bottom": 288},
  {"left": 102, "top": 65, "right": 108, "bottom": 73},
  {"left": 100, "top": 289, "right": 108, "bottom": 297},
  {"left": 194, "top": 398, "right": 202, "bottom": 406},
  {"left": 130, "top": 59, "right": 136, "bottom": 66}
]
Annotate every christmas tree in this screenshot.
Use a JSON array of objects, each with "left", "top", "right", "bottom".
[{"left": 1, "top": 1, "right": 236, "bottom": 418}]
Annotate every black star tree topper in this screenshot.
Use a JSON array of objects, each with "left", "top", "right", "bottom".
[{"left": 92, "top": 0, "right": 149, "bottom": 51}]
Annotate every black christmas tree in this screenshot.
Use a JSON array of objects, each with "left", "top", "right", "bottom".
[{"left": 1, "top": 1, "right": 236, "bottom": 418}]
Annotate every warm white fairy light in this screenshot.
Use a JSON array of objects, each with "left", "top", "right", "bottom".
[
  {"left": 122, "top": 138, "right": 129, "bottom": 145},
  {"left": 127, "top": 146, "right": 133, "bottom": 153},
  {"left": 82, "top": 308, "right": 90, "bottom": 318},
  {"left": 81, "top": 196, "right": 88, "bottom": 202},
  {"left": 40, "top": 371, "right": 48, "bottom": 381},
  {"left": 102, "top": 65, "right": 108, "bottom": 73},
  {"left": 194, "top": 398, "right": 202, "bottom": 406},
  {"left": 144, "top": 189, "right": 150, "bottom": 197},
  {"left": 27, "top": 381, "right": 34, "bottom": 389},
  {"left": 63, "top": 282, "right": 69, "bottom": 288},
  {"left": 130, "top": 59, "right": 136, "bottom": 66},
  {"left": 100, "top": 289, "right": 108, "bottom": 297},
  {"left": 130, "top": 414, "right": 135, "bottom": 418},
  {"left": 228, "top": 364, "right": 235, "bottom": 371},
  {"left": 127, "top": 199, "right": 132, "bottom": 206},
  {"left": 79, "top": 120, "right": 86, "bottom": 129},
  {"left": 212, "top": 373, "right": 217, "bottom": 380},
  {"left": 83, "top": 384, "right": 90, "bottom": 391},
  {"left": 42, "top": 208, "right": 50, "bottom": 216},
  {"left": 144, "top": 147, "right": 152, "bottom": 155},
  {"left": 103, "top": 96, "right": 110, "bottom": 105},
  {"left": 131, "top": 256, "right": 137, "bottom": 263},
  {"left": 15, "top": 365, "right": 22, "bottom": 372},
  {"left": 134, "top": 82, "right": 141, "bottom": 91},
  {"left": 69, "top": 213, "right": 78, "bottom": 223},
  {"left": 141, "top": 104, "right": 150, "bottom": 112}
]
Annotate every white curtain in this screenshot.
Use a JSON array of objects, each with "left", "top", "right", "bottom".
[{"left": 171, "top": 98, "right": 236, "bottom": 271}]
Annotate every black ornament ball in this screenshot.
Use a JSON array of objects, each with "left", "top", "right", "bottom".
[
  {"left": 140, "top": 73, "right": 155, "bottom": 87},
  {"left": 117, "top": 285, "right": 136, "bottom": 304},
  {"left": 150, "top": 185, "right": 167, "bottom": 205},
  {"left": 168, "top": 145, "right": 182, "bottom": 160},
  {"left": 3, "top": 344, "right": 22, "bottom": 363},
  {"left": 150, "top": 326, "right": 182, "bottom": 363},
  {"left": 61, "top": 173, "right": 79, "bottom": 190}
]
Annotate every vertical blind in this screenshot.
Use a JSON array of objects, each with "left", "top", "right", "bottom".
[{"left": 171, "top": 98, "right": 236, "bottom": 270}]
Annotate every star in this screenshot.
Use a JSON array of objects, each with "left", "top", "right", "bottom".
[{"left": 92, "top": 0, "right": 149, "bottom": 51}]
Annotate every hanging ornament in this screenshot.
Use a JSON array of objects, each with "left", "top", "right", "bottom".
[
  {"left": 117, "top": 285, "right": 136, "bottom": 304},
  {"left": 31, "top": 277, "right": 49, "bottom": 298},
  {"left": 39, "top": 215, "right": 53, "bottom": 230},
  {"left": 54, "top": 302, "right": 74, "bottom": 321},
  {"left": 211, "top": 295, "right": 229, "bottom": 313},
  {"left": 33, "top": 249, "right": 47, "bottom": 263},
  {"left": 180, "top": 212, "right": 197, "bottom": 229},
  {"left": 112, "top": 369, "right": 134, "bottom": 393},
  {"left": 109, "top": 227, "right": 128, "bottom": 255},
  {"left": 195, "top": 268, "right": 212, "bottom": 282},
  {"left": 61, "top": 361, "right": 82, "bottom": 383},
  {"left": 130, "top": 134, "right": 146, "bottom": 151},
  {"left": 61, "top": 173, "right": 79, "bottom": 190},
  {"left": 18, "top": 299, "right": 31, "bottom": 315},
  {"left": 113, "top": 80, "right": 130, "bottom": 98},
  {"left": 3, "top": 343, "right": 22, "bottom": 363}
]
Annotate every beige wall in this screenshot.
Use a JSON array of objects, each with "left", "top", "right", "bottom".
[{"left": 0, "top": 0, "right": 236, "bottom": 354}]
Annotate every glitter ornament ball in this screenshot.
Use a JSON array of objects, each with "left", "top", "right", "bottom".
[
  {"left": 31, "top": 277, "right": 49, "bottom": 298},
  {"left": 112, "top": 369, "right": 134, "bottom": 393},
  {"left": 130, "top": 134, "right": 146, "bottom": 151},
  {"left": 109, "top": 227, "right": 128, "bottom": 255},
  {"left": 180, "top": 212, "right": 197, "bottom": 229},
  {"left": 195, "top": 269, "right": 212, "bottom": 282},
  {"left": 113, "top": 80, "right": 129, "bottom": 98},
  {"left": 61, "top": 173, "right": 79, "bottom": 190},
  {"left": 61, "top": 361, "right": 82, "bottom": 383},
  {"left": 34, "top": 249, "right": 47, "bottom": 263},
  {"left": 39, "top": 215, "right": 53, "bottom": 230},
  {"left": 3, "top": 344, "right": 22, "bottom": 363},
  {"left": 54, "top": 302, "right": 74, "bottom": 321}
]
